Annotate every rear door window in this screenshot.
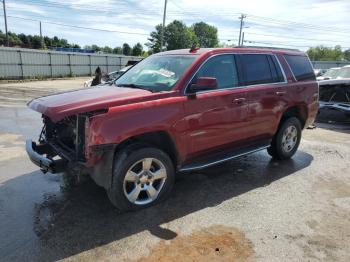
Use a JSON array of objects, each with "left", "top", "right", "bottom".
[
  {"left": 193, "top": 54, "right": 239, "bottom": 89},
  {"left": 239, "top": 54, "right": 279, "bottom": 85},
  {"left": 284, "top": 55, "right": 315, "bottom": 81}
]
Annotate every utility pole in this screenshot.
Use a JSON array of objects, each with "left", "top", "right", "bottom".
[
  {"left": 238, "top": 14, "right": 246, "bottom": 46},
  {"left": 2, "top": 0, "right": 9, "bottom": 46},
  {"left": 39, "top": 21, "right": 44, "bottom": 48},
  {"left": 242, "top": 32, "right": 245, "bottom": 46},
  {"left": 160, "top": 0, "right": 167, "bottom": 52}
]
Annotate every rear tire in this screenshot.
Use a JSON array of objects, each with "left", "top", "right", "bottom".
[
  {"left": 267, "top": 117, "right": 302, "bottom": 160},
  {"left": 107, "top": 145, "right": 175, "bottom": 212}
]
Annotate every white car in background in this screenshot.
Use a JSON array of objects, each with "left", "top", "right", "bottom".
[
  {"left": 84, "top": 66, "right": 132, "bottom": 87},
  {"left": 317, "top": 67, "right": 341, "bottom": 81},
  {"left": 335, "top": 65, "right": 350, "bottom": 79}
]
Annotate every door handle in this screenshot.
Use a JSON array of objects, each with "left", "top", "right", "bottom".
[
  {"left": 276, "top": 91, "right": 286, "bottom": 96},
  {"left": 233, "top": 98, "right": 246, "bottom": 104}
]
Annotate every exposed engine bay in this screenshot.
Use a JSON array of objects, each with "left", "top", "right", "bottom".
[
  {"left": 40, "top": 115, "right": 86, "bottom": 161},
  {"left": 318, "top": 80, "right": 350, "bottom": 123}
]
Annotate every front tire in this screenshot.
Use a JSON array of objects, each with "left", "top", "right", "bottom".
[
  {"left": 107, "top": 146, "right": 175, "bottom": 211},
  {"left": 267, "top": 117, "right": 302, "bottom": 160}
]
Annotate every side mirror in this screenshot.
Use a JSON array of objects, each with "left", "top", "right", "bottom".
[{"left": 189, "top": 77, "right": 218, "bottom": 93}]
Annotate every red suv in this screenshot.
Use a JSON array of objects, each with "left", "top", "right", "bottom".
[{"left": 26, "top": 47, "right": 319, "bottom": 211}]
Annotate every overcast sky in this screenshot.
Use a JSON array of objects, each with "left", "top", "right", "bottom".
[{"left": 1, "top": 0, "right": 350, "bottom": 51}]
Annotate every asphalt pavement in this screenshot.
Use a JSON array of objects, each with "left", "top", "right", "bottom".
[{"left": 0, "top": 79, "right": 349, "bottom": 262}]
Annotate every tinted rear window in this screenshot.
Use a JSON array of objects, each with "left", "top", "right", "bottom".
[
  {"left": 240, "top": 54, "right": 282, "bottom": 85},
  {"left": 284, "top": 55, "right": 315, "bottom": 81}
]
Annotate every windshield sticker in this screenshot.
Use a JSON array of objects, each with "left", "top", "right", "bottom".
[{"left": 158, "top": 68, "right": 175, "bottom": 78}]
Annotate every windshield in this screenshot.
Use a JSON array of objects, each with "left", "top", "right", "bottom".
[
  {"left": 115, "top": 55, "right": 196, "bottom": 92},
  {"left": 336, "top": 67, "right": 350, "bottom": 79},
  {"left": 323, "top": 69, "right": 339, "bottom": 78}
]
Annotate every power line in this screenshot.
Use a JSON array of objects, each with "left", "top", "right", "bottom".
[
  {"left": 248, "top": 17, "right": 350, "bottom": 36},
  {"left": 245, "top": 32, "right": 350, "bottom": 44},
  {"left": 247, "top": 14, "right": 350, "bottom": 34},
  {"left": 244, "top": 39, "right": 350, "bottom": 49},
  {"left": 0, "top": 14, "right": 150, "bottom": 36},
  {"left": 9, "top": 0, "right": 350, "bottom": 38}
]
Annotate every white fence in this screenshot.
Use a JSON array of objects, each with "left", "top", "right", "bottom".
[
  {"left": 0, "top": 47, "right": 141, "bottom": 79},
  {"left": 311, "top": 61, "right": 350, "bottom": 70}
]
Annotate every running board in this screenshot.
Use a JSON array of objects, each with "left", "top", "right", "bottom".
[{"left": 179, "top": 144, "right": 269, "bottom": 172}]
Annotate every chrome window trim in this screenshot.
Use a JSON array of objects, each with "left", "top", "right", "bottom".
[{"left": 184, "top": 52, "right": 287, "bottom": 95}]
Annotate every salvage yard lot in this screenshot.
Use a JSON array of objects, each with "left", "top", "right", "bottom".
[{"left": 0, "top": 78, "right": 350, "bottom": 261}]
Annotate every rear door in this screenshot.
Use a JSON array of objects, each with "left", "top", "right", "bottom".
[
  {"left": 237, "top": 53, "right": 287, "bottom": 142},
  {"left": 183, "top": 54, "right": 249, "bottom": 158}
]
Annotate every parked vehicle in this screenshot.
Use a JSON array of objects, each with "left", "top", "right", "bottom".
[
  {"left": 84, "top": 66, "right": 132, "bottom": 87},
  {"left": 317, "top": 78, "right": 350, "bottom": 123},
  {"left": 335, "top": 65, "right": 350, "bottom": 79},
  {"left": 26, "top": 47, "right": 318, "bottom": 211},
  {"left": 314, "top": 68, "right": 327, "bottom": 77},
  {"left": 317, "top": 67, "right": 341, "bottom": 81}
]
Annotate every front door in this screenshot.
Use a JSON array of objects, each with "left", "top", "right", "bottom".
[{"left": 183, "top": 54, "right": 249, "bottom": 159}]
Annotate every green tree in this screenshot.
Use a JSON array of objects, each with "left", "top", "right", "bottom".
[
  {"left": 146, "top": 24, "right": 163, "bottom": 53},
  {"left": 0, "top": 31, "right": 6, "bottom": 46},
  {"left": 147, "top": 20, "right": 198, "bottom": 53},
  {"left": 307, "top": 45, "right": 343, "bottom": 61},
  {"left": 132, "top": 42, "right": 143, "bottom": 56},
  {"left": 113, "top": 46, "right": 122, "bottom": 54},
  {"left": 165, "top": 20, "right": 197, "bottom": 50},
  {"left": 8, "top": 32, "right": 23, "bottom": 47},
  {"left": 91, "top": 44, "right": 102, "bottom": 52},
  {"left": 30, "top": 35, "right": 42, "bottom": 49},
  {"left": 122, "top": 43, "right": 131, "bottom": 55},
  {"left": 102, "top": 46, "right": 113, "bottom": 53},
  {"left": 343, "top": 49, "right": 350, "bottom": 61},
  {"left": 191, "top": 22, "right": 218, "bottom": 48}
]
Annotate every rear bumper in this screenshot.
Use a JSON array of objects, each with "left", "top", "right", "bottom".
[{"left": 26, "top": 140, "right": 67, "bottom": 173}]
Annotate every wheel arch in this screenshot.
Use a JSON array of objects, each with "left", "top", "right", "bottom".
[
  {"left": 114, "top": 130, "right": 179, "bottom": 168},
  {"left": 280, "top": 104, "right": 308, "bottom": 129}
]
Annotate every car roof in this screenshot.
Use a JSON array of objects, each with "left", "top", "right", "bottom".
[{"left": 156, "top": 47, "right": 305, "bottom": 56}]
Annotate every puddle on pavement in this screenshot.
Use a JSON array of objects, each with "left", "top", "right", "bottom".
[{"left": 135, "top": 225, "right": 254, "bottom": 262}]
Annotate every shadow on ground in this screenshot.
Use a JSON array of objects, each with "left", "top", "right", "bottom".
[{"left": 1, "top": 150, "right": 313, "bottom": 261}]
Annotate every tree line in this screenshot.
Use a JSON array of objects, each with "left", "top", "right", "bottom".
[
  {"left": 146, "top": 20, "right": 219, "bottom": 53},
  {"left": 0, "top": 30, "right": 144, "bottom": 56},
  {"left": 307, "top": 45, "right": 350, "bottom": 61},
  {"left": 1, "top": 20, "right": 350, "bottom": 61}
]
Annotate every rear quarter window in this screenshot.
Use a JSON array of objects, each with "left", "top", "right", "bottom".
[
  {"left": 284, "top": 55, "right": 315, "bottom": 81},
  {"left": 239, "top": 54, "right": 284, "bottom": 86}
]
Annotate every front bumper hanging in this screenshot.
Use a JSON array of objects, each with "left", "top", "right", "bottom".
[{"left": 26, "top": 140, "right": 67, "bottom": 173}]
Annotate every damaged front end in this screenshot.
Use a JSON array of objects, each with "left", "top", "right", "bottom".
[
  {"left": 26, "top": 114, "right": 87, "bottom": 173},
  {"left": 317, "top": 79, "right": 350, "bottom": 123}
]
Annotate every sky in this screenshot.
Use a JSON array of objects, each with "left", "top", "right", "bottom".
[{"left": 0, "top": 0, "right": 350, "bottom": 51}]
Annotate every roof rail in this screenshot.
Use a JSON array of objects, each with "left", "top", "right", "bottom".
[{"left": 239, "top": 45, "right": 300, "bottom": 52}]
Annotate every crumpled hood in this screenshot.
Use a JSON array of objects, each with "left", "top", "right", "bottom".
[
  {"left": 318, "top": 78, "right": 350, "bottom": 86},
  {"left": 28, "top": 85, "right": 153, "bottom": 122}
]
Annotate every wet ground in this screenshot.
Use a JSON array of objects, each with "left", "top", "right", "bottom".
[{"left": 0, "top": 79, "right": 350, "bottom": 261}]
